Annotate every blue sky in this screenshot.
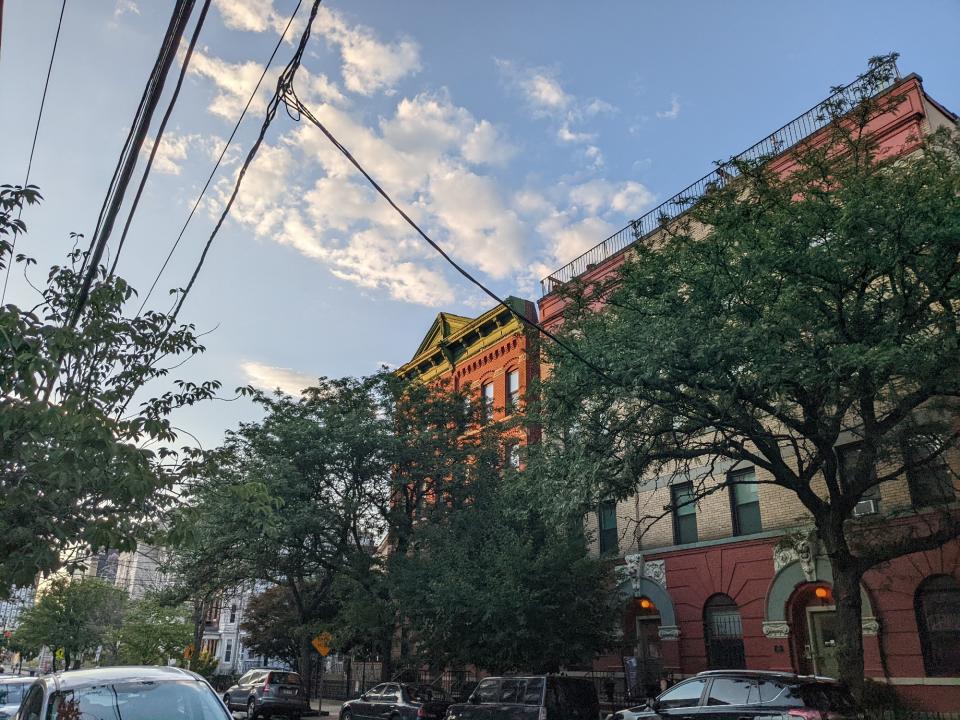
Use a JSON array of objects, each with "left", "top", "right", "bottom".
[{"left": 1, "top": 0, "right": 958, "bottom": 448}]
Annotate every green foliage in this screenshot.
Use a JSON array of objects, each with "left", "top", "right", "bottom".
[
  {"left": 14, "top": 577, "right": 126, "bottom": 669},
  {"left": 0, "top": 185, "right": 218, "bottom": 593},
  {"left": 116, "top": 596, "right": 192, "bottom": 666}
]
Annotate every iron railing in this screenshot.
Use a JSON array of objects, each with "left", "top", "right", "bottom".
[{"left": 540, "top": 60, "right": 901, "bottom": 296}]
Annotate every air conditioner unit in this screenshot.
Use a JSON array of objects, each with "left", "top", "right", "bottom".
[{"left": 853, "top": 498, "right": 878, "bottom": 517}]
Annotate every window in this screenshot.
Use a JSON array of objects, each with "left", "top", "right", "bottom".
[
  {"left": 224, "top": 639, "right": 233, "bottom": 663},
  {"left": 916, "top": 574, "right": 960, "bottom": 676},
  {"left": 706, "top": 677, "right": 755, "bottom": 705},
  {"left": 521, "top": 678, "right": 544, "bottom": 705},
  {"left": 598, "top": 501, "right": 618, "bottom": 554},
  {"left": 704, "top": 594, "right": 746, "bottom": 669},
  {"left": 380, "top": 684, "right": 400, "bottom": 703},
  {"left": 905, "top": 436, "right": 955, "bottom": 507},
  {"left": 730, "top": 468, "right": 762, "bottom": 535},
  {"left": 482, "top": 382, "right": 495, "bottom": 421},
  {"left": 506, "top": 369, "right": 520, "bottom": 411},
  {"left": 473, "top": 679, "right": 500, "bottom": 704},
  {"left": 500, "top": 679, "right": 521, "bottom": 703},
  {"left": 229, "top": 603, "right": 237, "bottom": 623},
  {"left": 671, "top": 483, "right": 698, "bottom": 544},
  {"left": 837, "top": 443, "right": 880, "bottom": 505},
  {"left": 657, "top": 679, "right": 706, "bottom": 709}
]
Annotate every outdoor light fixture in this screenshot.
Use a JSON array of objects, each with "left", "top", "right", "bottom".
[
  {"left": 814, "top": 586, "right": 831, "bottom": 600},
  {"left": 638, "top": 597, "right": 656, "bottom": 610}
]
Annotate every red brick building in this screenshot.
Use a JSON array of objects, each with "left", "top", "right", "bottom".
[{"left": 538, "top": 68, "right": 960, "bottom": 711}]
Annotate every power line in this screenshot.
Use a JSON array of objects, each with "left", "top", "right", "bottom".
[
  {"left": 67, "top": 0, "right": 196, "bottom": 329},
  {"left": 108, "top": 0, "right": 213, "bottom": 279},
  {"left": 282, "top": 91, "right": 620, "bottom": 386},
  {"left": 137, "top": 0, "right": 304, "bottom": 316},
  {"left": 1, "top": 0, "right": 66, "bottom": 305}
]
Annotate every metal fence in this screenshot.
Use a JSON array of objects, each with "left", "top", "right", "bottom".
[{"left": 539, "top": 59, "right": 901, "bottom": 296}]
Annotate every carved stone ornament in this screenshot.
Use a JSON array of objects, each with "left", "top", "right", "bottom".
[
  {"left": 658, "top": 625, "right": 681, "bottom": 640},
  {"left": 773, "top": 529, "right": 820, "bottom": 581},
  {"left": 618, "top": 553, "right": 645, "bottom": 596},
  {"left": 643, "top": 559, "right": 666, "bottom": 587},
  {"left": 861, "top": 616, "right": 880, "bottom": 636},
  {"left": 762, "top": 621, "right": 791, "bottom": 639}
]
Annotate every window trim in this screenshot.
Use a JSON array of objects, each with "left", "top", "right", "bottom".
[
  {"left": 506, "top": 368, "right": 521, "bottom": 413},
  {"left": 671, "top": 482, "right": 698, "bottom": 545},
  {"left": 728, "top": 467, "right": 761, "bottom": 537},
  {"left": 598, "top": 500, "right": 618, "bottom": 555}
]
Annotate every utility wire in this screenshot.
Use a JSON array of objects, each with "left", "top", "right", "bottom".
[
  {"left": 137, "top": 0, "right": 304, "bottom": 316},
  {"left": 108, "top": 0, "right": 213, "bottom": 279},
  {"left": 282, "top": 91, "right": 619, "bottom": 386},
  {"left": 1, "top": 0, "right": 66, "bottom": 305},
  {"left": 67, "top": 0, "right": 196, "bottom": 329}
]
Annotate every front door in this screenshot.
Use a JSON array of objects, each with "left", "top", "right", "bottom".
[{"left": 806, "top": 608, "right": 840, "bottom": 679}]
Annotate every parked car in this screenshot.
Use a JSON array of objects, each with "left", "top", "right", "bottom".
[
  {"left": 10, "top": 665, "right": 230, "bottom": 720},
  {"left": 607, "top": 670, "right": 860, "bottom": 720},
  {"left": 0, "top": 677, "right": 32, "bottom": 719},
  {"left": 445, "top": 676, "right": 600, "bottom": 720},
  {"left": 340, "top": 682, "right": 454, "bottom": 720},
  {"left": 223, "top": 668, "right": 309, "bottom": 718}
]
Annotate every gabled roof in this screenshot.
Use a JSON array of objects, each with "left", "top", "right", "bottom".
[{"left": 411, "top": 311, "right": 473, "bottom": 361}]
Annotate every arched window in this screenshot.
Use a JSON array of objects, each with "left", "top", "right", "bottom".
[
  {"left": 704, "top": 594, "right": 746, "bottom": 669},
  {"left": 916, "top": 575, "right": 960, "bottom": 676}
]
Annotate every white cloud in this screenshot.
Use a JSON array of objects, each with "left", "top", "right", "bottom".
[
  {"left": 213, "top": 0, "right": 287, "bottom": 34},
  {"left": 188, "top": 51, "right": 278, "bottom": 120},
  {"left": 461, "top": 120, "right": 517, "bottom": 166},
  {"left": 557, "top": 124, "right": 595, "bottom": 144},
  {"left": 113, "top": 0, "right": 139, "bottom": 19},
  {"left": 495, "top": 59, "right": 570, "bottom": 117},
  {"left": 240, "top": 361, "right": 316, "bottom": 395},
  {"left": 570, "top": 179, "right": 655, "bottom": 216},
  {"left": 143, "top": 132, "right": 224, "bottom": 175},
  {"left": 657, "top": 95, "right": 681, "bottom": 120},
  {"left": 316, "top": 6, "right": 421, "bottom": 95}
]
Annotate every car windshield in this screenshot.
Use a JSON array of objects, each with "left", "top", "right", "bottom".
[
  {"left": 0, "top": 682, "right": 27, "bottom": 705},
  {"left": 268, "top": 673, "right": 300, "bottom": 685},
  {"left": 46, "top": 680, "right": 230, "bottom": 720}
]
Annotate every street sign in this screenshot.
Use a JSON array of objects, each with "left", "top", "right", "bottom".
[{"left": 311, "top": 632, "right": 333, "bottom": 657}]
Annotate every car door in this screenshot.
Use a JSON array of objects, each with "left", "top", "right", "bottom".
[
  {"left": 651, "top": 679, "right": 708, "bottom": 720},
  {"left": 228, "top": 671, "right": 252, "bottom": 706},
  {"left": 460, "top": 678, "right": 501, "bottom": 720},
  {"left": 356, "top": 683, "right": 386, "bottom": 720},
  {"left": 377, "top": 683, "right": 403, "bottom": 720}
]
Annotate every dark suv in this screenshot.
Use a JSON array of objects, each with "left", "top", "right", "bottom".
[
  {"left": 446, "top": 676, "right": 599, "bottom": 720},
  {"left": 609, "top": 671, "right": 859, "bottom": 720},
  {"left": 223, "top": 668, "right": 308, "bottom": 718}
]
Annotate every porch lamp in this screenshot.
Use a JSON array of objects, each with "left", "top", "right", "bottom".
[
  {"left": 637, "top": 597, "right": 656, "bottom": 611},
  {"left": 814, "top": 586, "right": 832, "bottom": 601}
]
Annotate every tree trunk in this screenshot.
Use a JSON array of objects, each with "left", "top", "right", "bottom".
[
  {"left": 190, "top": 597, "right": 206, "bottom": 670},
  {"left": 299, "top": 633, "right": 313, "bottom": 699},
  {"left": 63, "top": 648, "right": 71, "bottom": 672},
  {"left": 832, "top": 554, "right": 866, "bottom": 700}
]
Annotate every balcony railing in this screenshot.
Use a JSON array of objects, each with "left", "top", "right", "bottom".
[{"left": 540, "top": 60, "right": 901, "bottom": 296}]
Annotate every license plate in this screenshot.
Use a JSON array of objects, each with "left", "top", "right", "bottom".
[{"left": 283, "top": 688, "right": 297, "bottom": 696}]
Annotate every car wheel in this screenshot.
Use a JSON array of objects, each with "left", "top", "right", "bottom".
[
  {"left": 248, "top": 698, "right": 258, "bottom": 719},
  {"left": 342, "top": 710, "right": 352, "bottom": 720}
]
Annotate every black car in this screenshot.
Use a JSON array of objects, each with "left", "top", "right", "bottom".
[
  {"left": 446, "top": 676, "right": 599, "bottom": 720},
  {"left": 223, "top": 668, "right": 308, "bottom": 718},
  {"left": 340, "top": 683, "right": 454, "bottom": 720},
  {"left": 608, "top": 670, "right": 859, "bottom": 720}
]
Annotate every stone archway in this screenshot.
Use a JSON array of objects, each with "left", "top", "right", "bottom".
[{"left": 615, "top": 555, "right": 681, "bottom": 678}]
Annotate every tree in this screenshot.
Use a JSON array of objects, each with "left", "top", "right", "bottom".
[
  {"left": 116, "top": 596, "right": 192, "bottom": 666},
  {"left": 388, "top": 459, "right": 615, "bottom": 673},
  {"left": 540, "top": 56, "right": 960, "bottom": 695},
  {"left": 240, "top": 585, "right": 315, "bottom": 671},
  {"left": 0, "top": 185, "right": 218, "bottom": 593},
  {"left": 14, "top": 577, "right": 126, "bottom": 670}
]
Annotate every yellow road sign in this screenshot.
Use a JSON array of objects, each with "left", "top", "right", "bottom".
[{"left": 311, "top": 632, "right": 333, "bottom": 656}]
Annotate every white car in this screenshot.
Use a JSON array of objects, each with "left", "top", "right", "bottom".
[{"left": 12, "top": 666, "right": 231, "bottom": 720}]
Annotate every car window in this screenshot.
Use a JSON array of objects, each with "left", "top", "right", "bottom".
[
  {"left": 500, "top": 680, "right": 521, "bottom": 703},
  {"left": 522, "top": 678, "right": 544, "bottom": 706},
  {"left": 366, "top": 684, "right": 386, "bottom": 700},
  {"left": 380, "top": 684, "right": 400, "bottom": 703},
  {"left": 757, "top": 681, "right": 784, "bottom": 703},
  {"left": 45, "top": 680, "right": 230, "bottom": 720},
  {"left": 268, "top": 672, "right": 300, "bottom": 685},
  {"left": 237, "top": 672, "right": 253, "bottom": 686},
  {"left": 0, "top": 682, "right": 27, "bottom": 704},
  {"left": 473, "top": 679, "right": 499, "bottom": 704},
  {"left": 706, "top": 678, "right": 754, "bottom": 706},
  {"left": 796, "top": 684, "right": 857, "bottom": 712},
  {"left": 658, "top": 679, "right": 706, "bottom": 709}
]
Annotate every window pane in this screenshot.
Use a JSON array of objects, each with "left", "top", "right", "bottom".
[
  {"left": 507, "top": 370, "right": 520, "bottom": 408},
  {"left": 676, "top": 513, "right": 697, "bottom": 544},
  {"left": 658, "top": 679, "right": 705, "bottom": 709},
  {"left": 474, "top": 680, "right": 499, "bottom": 704},
  {"left": 500, "top": 679, "right": 521, "bottom": 703},
  {"left": 736, "top": 501, "right": 762, "bottom": 535},
  {"left": 599, "top": 501, "right": 618, "bottom": 554},
  {"left": 706, "top": 678, "right": 753, "bottom": 706},
  {"left": 731, "top": 469, "right": 758, "bottom": 505},
  {"left": 917, "top": 575, "right": 960, "bottom": 676},
  {"left": 704, "top": 595, "right": 746, "bottom": 669},
  {"left": 522, "top": 679, "right": 544, "bottom": 705}
]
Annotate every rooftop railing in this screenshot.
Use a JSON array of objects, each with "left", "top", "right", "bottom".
[{"left": 540, "top": 60, "right": 901, "bottom": 296}]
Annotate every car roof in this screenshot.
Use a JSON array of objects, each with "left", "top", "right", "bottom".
[
  {"left": 0, "top": 676, "right": 32, "bottom": 684},
  {"left": 46, "top": 666, "right": 203, "bottom": 692},
  {"left": 694, "top": 670, "right": 841, "bottom": 684}
]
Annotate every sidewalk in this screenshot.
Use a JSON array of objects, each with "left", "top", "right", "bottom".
[{"left": 309, "top": 698, "right": 343, "bottom": 716}]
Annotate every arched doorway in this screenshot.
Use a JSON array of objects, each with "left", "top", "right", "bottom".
[
  {"left": 786, "top": 583, "right": 839, "bottom": 677},
  {"left": 703, "top": 594, "right": 746, "bottom": 669},
  {"left": 625, "top": 597, "right": 663, "bottom": 699},
  {"left": 915, "top": 574, "right": 960, "bottom": 676}
]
